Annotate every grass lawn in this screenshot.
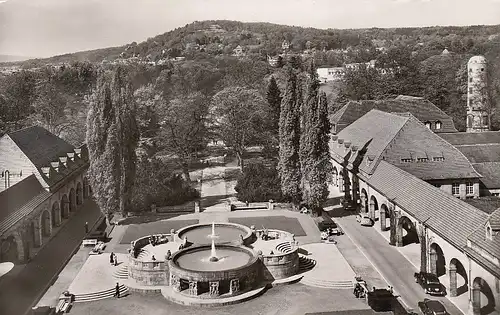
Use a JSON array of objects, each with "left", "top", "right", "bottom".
[
  {"left": 229, "top": 216, "right": 306, "bottom": 236},
  {"left": 120, "top": 219, "right": 199, "bottom": 244},
  {"left": 68, "top": 284, "right": 372, "bottom": 315}
]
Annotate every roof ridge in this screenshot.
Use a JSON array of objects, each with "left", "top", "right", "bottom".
[{"left": 6, "top": 125, "right": 39, "bottom": 136}]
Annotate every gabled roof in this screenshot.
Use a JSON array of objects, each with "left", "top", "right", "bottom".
[
  {"left": 472, "top": 163, "right": 500, "bottom": 189},
  {"left": 7, "top": 126, "right": 75, "bottom": 169},
  {"left": 456, "top": 144, "right": 500, "bottom": 163},
  {"left": 331, "top": 96, "right": 457, "bottom": 134},
  {"left": 438, "top": 131, "right": 500, "bottom": 145},
  {"left": 330, "top": 110, "right": 480, "bottom": 180},
  {"left": 467, "top": 207, "right": 500, "bottom": 263},
  {"left": 0, "top": 175, "right": 47, "bottom": 223},
  {"left": 368, "top": 161, "right": 489, "bottom": 250}
]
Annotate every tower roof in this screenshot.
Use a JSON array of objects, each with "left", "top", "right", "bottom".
[{"left": 468, "top": 55, "right": 487, "bottom": 64}]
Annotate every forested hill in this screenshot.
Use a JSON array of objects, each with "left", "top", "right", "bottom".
[{"left": 6, "top": 20, "right": 500, "bottom": 67}]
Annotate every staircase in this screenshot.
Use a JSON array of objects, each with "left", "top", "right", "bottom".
[
  {"left": 73, "top": 284, "right": 129, "bottom": 303},
  {"left": 300, "top": 277, "right": 354, "bottom": 289},
  {"left": 136, "top": 248, "right": 150, "bottom": 260},
  {"left": 275, "top": 241, "right": 293, "bottom": 253},
  {"left": 113, "top": 264, "right": 129, "bottom": 280},
  {"left": 299, "top": 256, "right": 316, "bottom": 272}
]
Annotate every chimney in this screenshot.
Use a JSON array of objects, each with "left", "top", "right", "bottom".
[
  {"left": 74, "top": 148, "right": 82, "bottom": 158},
  {"left": 41, "top": 167, "right": 50, "bottom": 178},
  {"left": 59, "top": 157, "right": 68, "bottom": 167},
  {"left": 51, "top": 162, "right": 60, "bottom": 172}
]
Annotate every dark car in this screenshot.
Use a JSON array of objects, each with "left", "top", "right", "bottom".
[
  {"left": 414, "top": 272, "right": 446, "bottom": 295},
  {"left": 418, "top": 299, "right": 448, "bottom": 315}
]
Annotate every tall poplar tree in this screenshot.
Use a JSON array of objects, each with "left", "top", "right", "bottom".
[
  {"left": 86, "top": 66, "right": 139, "bottom": 219},
  {"left": 278, "top": 67, "right": 302, "bottom": 206},
  {"left": 266, "top": 76, "right": 282, "bottom": 136}
]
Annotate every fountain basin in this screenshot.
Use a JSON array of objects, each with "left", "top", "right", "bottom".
[{"left": 176, "top": 223, "right": 253, "bottom": 246}]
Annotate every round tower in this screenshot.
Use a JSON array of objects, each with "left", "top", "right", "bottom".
[{"left": 467, "top": 55, "right": 489, "bottom": 132}]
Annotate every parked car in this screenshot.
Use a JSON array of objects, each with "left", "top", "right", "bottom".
[
  {"left": 418, "top": 299, "right": 448, "bottom": 315},
  {"left": 356, "top": 214, "right": 374, "bottom": 226},
  {"left": 414, "top": 272, "right": 446, "bottom": 295}
]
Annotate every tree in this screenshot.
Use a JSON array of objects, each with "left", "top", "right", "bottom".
[
  {"left": 134, "top": 84, "right": 163, "bottom": 137},
  {"left": 156, "top": 92, "right": 209, "bottom": 181},
  {"left": 30, "top": 80, "right": 70, "bottom": 136},
  {"left": 234, "top": 161, "right": 284, "bottom": 202},
  {"left": 1, "top": 70, "right": 36, "bottom": 130},
  {"left": 266, "top": 76, "right": 282, "bottom": 136},
  {"left": 277, "top": 67, "right": 302, "bottom": 206},
  {"left": 211, "top": 86, "right": 266, "bottom": 169},
  {"left": 86, "top": 66, "right": 140, "bottom": 219}
]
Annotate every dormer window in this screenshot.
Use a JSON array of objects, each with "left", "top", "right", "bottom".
[
  {"left": 432, "top": 157, "right": 444, "bottom": 162},
  {"left": 417, "top": 157, "right": 428, "bottom": 162},
  {"left": 435, "top": 121, "right": 442, "bottom": 130},
  {"left": 425, "top": 121, "right": 431, "bottom": 129},
  {"left": 486, "top": 224, "right": 493, "bottom": 240},
  {"left": 401, "top": 158, "right": 413, "bottom": 163}
]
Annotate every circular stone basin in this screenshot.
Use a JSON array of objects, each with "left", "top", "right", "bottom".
[
  {"left": 174, "top": 247, "right": 253, "bottom": 272},
  {"left": 176, "top": 223, "right": 252, "bottom": 245}
]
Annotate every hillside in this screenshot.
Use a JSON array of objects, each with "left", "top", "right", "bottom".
[
  {"left": 0, "top": 54, "right": 32, "bottom": 62},
  {"left": 6, "top": 20, "right": 500, "bottom": 67}
]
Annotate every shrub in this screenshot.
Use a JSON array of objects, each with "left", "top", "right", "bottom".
[{"left": 234, "top": 161, "right": 284, "bottom": 202}]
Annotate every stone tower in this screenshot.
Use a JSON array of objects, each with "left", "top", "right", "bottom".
[{"left": 467, "top": 55, "right": 489, "bottom": 132}]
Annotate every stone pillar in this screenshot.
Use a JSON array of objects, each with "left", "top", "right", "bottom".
[
  {"left": 395, "top": 211, "right": 403, "bottom": 247},
  {"left": 170, "top": 274, "right": 180, "bottom": 292},
  {"left": 429, "top": 249, "right": 437, "bottom": 275},
  {"left": 230, "top": 279, "right": 240, "bottom": 295},
  {"left": 33, "top": 220, "right": 42, "bottom": 248},
  {"left": 449, "top": 264, "right": 458, "bottom": 297},
  {"left": 268, "top": 200, "right": 274, "bottom": 211},
  {"left": 194, "top": 201, "right": 200, "bottom": 213},
  {"left": 369, "top": 200, "right": 375, "bottom": 220},
  {"left": 380, "top": 209, "right": 386, "bottom": 231},
  {"left": 151, "top": 204, "right": 157, "bottom": 213},
  {"left": 209, "top": 281, "right": 220, "bottom": 296},
  {"left": 54, "top": 207, "right": 62, "bottom": 227},
  {"left": 188, "top": 280, "right": 198, "bottom": 296},
  {"left": 471, "top": 282, "right": 481, "bottom": 315}
]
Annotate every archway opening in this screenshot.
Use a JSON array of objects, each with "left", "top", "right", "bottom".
[
  {"left": 398, "top": 216, "right": 419, "bottom": 246},
  {"left": 450, "top": 258, "right": 468, "bottom": 297},
  {"left": 0, "top": 235, "right": 20, "bottom": 263},
  {"left": 370, "top": 195, "right": 379, "bottom": 220},
  {"left": 76, "top": 182, "right": 83, "bottom": 205},
  {"left": 430, "top": 243, "right": 446, "bottom": 277},
  {"left": 30, "top": 221, "right": 39, "bottom": 248},
  {"left": 51, "top": 202, "right": 60, "bottom": 227},
  {"left": 333, "top": 167, "right": 338, "bottom": 187},
  {"left": 472, "top": 277, "right": 496, "bottom": 315},
  {"left": 69, "top": 188, "right": 76, "bottom": 212},
  {"left": 61, "top": 195, "right": 69, "bottom": 219},
  {"left": 83, "top": 177, "right": 89, "bottom": 199},
  {"left": 41, "top": 210, "right": 51, "bottom": 237}
]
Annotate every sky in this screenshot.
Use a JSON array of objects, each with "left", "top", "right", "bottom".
[{"left": 0, "top": 0, "right": 499, "bottom": 58}]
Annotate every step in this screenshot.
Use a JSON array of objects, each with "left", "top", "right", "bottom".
[
  {"left": 300, "top": 278, "right": 354, "bottom": 289},
  {"left": 74, "top": 285, "right": 128, "bottom": 299},
  {"left": 74, "top": 287, "right": 129, "bottom": 303}
]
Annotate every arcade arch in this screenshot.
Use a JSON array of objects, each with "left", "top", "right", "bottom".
[
  {"left": 370, "top": 195, "right": 379, "bottom": 220},
  {"left": 40, "top": 210, "right": 51, "bottom": 238},
  {"left": 76, "top": 182, "right": 83, "bottom": 205},
  {"left": 380, "top": 204, "right": 390, "bottom": 231},
  {"left": 83, "top": 177, "right": 89, "bottom": 199},
  {"left": 360, "top": 189, "right": 368, "bottom": 213},
  {"left": 398, "top": 216, "right": 419, "bottom": 246},
  {"left": 449, "top": 258, "right": 468, "bottom": 297},
  {"left": 51, "top": 202, "right": 61, "bottom": 227},
  {"left": 430, "top": 243, "right": 446, "bottom": 277},
  {"left": 69, "top": 188, "right": 76, "bottom": 212},
  {"left": 472, "top": 277, "right": 496, "bottom": 315},
  {"left": 61, "top": 194, "right": 69, "bottom": 219},
  {"left": 0, "top": 234, "right": 22, "bottom": 263}
]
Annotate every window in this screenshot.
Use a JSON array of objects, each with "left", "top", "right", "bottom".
[
  {"left": 401, "top": 158, "right": 413, "bottom": 163},
  {"left": 452, "top": 183, "right": 460, "bottom": 195},
  {"left": 435, "top": 121, "right": 442, "bottom": 130},
  {"left": 432, "top": 157, "right": 444, "bottom": 162},
  {"left": 469, "top": 77, "right": 473, "bottom": 83},
  {"left": 469, "top": 68, "right": 472, "bottom": 72},
  {"left": 469, "top": 87, "right": 473, "bottom": 93},
  {"left": 481, "top": 68, "right": 484, "bottom": 72},
  {"left": 466, "top": 182, "right": 474, "bottom": 195},
  {"left": 417, "top": 157, "right": 428, "bottom": 162},
  {"left": 486, "top": 225, "right": 492, "bottom": 240},
  {"left": 483, "top": 116, "right": 489, "bottom": 126},
  {"left": 425, "top": 122, "right": 431, "bottom": 129}
]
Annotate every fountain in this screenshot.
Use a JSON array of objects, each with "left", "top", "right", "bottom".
[{"left": 208, "top": 222, "right": 219, "bottom": 262}]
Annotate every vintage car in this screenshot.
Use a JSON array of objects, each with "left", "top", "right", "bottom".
[
  {"left": 356, "top": 213, "right": 375, "bottom": 227},
  {"left": 414, "top": 272, "right": 446, "bottom": 296},
  {"left": 418, "top": 299, "right": 448, "bottom": 315}
]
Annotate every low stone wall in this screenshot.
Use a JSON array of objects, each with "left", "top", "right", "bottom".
[
  {"left": 260, "top": 246, "right": 300, "bottom": 281},
  {"left": 128, "top": 234, "right": 173, "bottom": 286}
]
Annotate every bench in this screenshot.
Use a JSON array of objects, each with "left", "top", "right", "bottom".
[
  {"left": 55, "top": 299, "right": 71, "bottom": 314},
  {"left": 89, "top": 241, "right": 106, "bottom": 255},
  {"left": 82, "top": 239, "right": 97, "bottom": 247}
]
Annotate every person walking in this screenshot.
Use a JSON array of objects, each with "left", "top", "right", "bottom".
[
  {"left": 109, "top": 252, "right": 114, "bottom": 265},
  {"left": 114, "top": 283, "right": 120, "bottom": 298},
  {"left": 84, "top": 222, "right": 89, "bottom": 233},
  {"left": 113, "top": 253, "right": 118, "bottom": 266}
]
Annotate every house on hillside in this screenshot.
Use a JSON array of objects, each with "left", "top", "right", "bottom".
[
  {"left": 232, "top": 45, "right": 246, "bottom": 57},
  {"left": 317, "top": 67, "right": 346, "bottom": 83}
]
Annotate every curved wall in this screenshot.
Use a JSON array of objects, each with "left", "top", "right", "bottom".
[
  {"left": 128, "top": 234, "right": 172, "bottom": 286},
  {"left": 175, "top": 223, "right": 253, "bottom": 246},
  {"left": 260, "top": 245, "right": 300, "bottom": 280}
]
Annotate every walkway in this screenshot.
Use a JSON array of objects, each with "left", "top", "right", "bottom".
[
  {"left": 0, "top": 200, "right": 101, "bottom": 315},
  {"left": 334, "top": 214, "right": 464, "bottom": 315}
]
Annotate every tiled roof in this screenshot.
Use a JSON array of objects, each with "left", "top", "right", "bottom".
[
  {"left": 472, "top": 163, "right": 500, "bottom": 189},
  {"left": 331, "top": 96, "right": 457, "bottom": 133},
  {"left": 368, "top": 161, "right": 489, "bottom": 250},
  {"left": 8, "top": 126, "right": 75, "bottom": 169},
  {"left": 331, "top": 110, "right": 481, "bottom": 180},
  {"left": 455, "top": 144, "right": 500, "bottom": 163},
  {"left": 464, "top": 196, "right": 500, "bottom": 214},
  {"left": 467, "top": 207, "right": 500, "bottom": 263},
  {"left": 0, "top": 175, "right": 49, "bottom": 232},
  {"left": 438, "top": 131, "right": 500, "bottom": 145}
]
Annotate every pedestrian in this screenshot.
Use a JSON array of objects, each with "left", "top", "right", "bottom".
[
  {"left": 114, "top": 282, "right": 120, "bottom": 298},
  {"left": 151, "top": 255, "right": 156, "bottom": 261},
  {"left": 113, "top": 254, "right": 118, "bottom": 266},
  {"left": 85, "top": 221, "right": 88, "bottom": 233},
  {"left": 109, "top": 252, "right": 114, "bottom": 265}
]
